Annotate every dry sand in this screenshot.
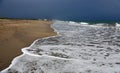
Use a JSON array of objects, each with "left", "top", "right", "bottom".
[{"left": 0, "top": 19, "right": 56, "bottom": 70}]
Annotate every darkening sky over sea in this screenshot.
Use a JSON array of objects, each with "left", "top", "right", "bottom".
[{"left": 0, "top": 0, "right": 120, "bottom": 21}]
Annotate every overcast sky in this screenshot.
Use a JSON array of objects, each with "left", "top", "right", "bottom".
[{"left": 0, "top": 0, "right": 120, "bottom": 21}]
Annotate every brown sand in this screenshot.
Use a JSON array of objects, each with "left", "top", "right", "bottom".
[{"left": 0, "top": 19, "right": 56, "bottom": 70}]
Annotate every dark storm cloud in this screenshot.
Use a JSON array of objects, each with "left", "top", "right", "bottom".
[
  {"left": 0, "top": 0, "right": 3, "bottom": 4},
  {"left": 0, "top": 0, "right": 120, "bottom": 20}
]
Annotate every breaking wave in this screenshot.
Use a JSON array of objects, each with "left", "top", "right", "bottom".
[{"left": 1, "top": 20, "right": 120, "bottom": 73}]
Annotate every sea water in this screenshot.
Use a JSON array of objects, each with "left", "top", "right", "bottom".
[{"left": 1, "top": 20, "right": 120, "bottom": 73}]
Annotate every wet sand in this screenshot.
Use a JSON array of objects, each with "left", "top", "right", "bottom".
[{"left": 0, "top": 19, "right": 56, "bottom": 70}]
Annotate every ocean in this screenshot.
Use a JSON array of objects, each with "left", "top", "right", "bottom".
[
  {"left": 1, "top": 20, "right": 120, "bottom": 73},
  {"left": 1, "top": 0, "right": 120, "bottom": 72}
]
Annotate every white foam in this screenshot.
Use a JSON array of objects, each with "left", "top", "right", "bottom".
[
  {"left": 80, "top": 22, "right": 89, "bottom": 25},
  {"left": 1, "top": 20, "right": 120, "bottom": 73},
  {"left": 116, "top": 23, "right": 120, "bottom": 27}
]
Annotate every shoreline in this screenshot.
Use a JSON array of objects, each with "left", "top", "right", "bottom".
[
  {"left": 2, "top": 20, "right": 120, "bottom": 73},
  {"left": 0, "top": 19, "right": 56, "bottom": 70},
  {"left": 0, "top": 17, "right": 120, "bottom": 24},
  {"left": 1, "top": 20, "right": 59, "bottom": 72}
]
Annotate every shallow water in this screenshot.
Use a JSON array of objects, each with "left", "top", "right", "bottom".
[
  {"left": 0, "top": 19, "right": 56, "bottom": 70},
  {"left": 2, "top": 21, "right": 120, "bottom": 73}
]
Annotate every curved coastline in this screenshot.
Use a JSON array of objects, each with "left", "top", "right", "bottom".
[
  {"left": 0, "top": 19, "right": 57, "bottom": 70},
  {"left": 1, "top": 20, "right": 120, "bottom": 73},
  {"left": 1, "top": 20, "right": 60, "bottom": 73}
]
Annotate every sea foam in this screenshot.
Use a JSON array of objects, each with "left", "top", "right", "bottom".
[{"left": 1, "top": 20, "right": 120, "bottom": 73}]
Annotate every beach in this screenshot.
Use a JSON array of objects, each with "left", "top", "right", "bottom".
[
  {"left": 1, "top": 21, "right": 120, "bottom": 73},
  {"left": 0, "top": 19, "right": 56, "bottom": 70}
]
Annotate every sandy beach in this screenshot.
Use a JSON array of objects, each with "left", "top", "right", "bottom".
[{"left": 0, "top": 19, "right": 56, "bottom": 70}]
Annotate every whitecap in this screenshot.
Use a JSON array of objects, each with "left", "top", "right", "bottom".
[{"left": 1, "top": 20, "right": 120, "bottom": 73}]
